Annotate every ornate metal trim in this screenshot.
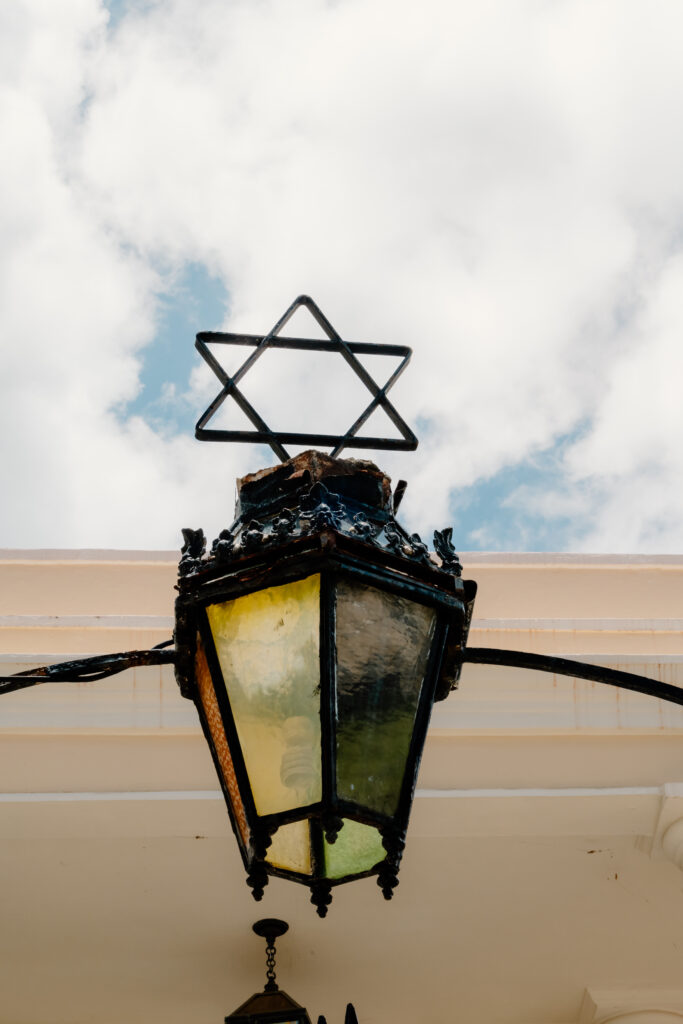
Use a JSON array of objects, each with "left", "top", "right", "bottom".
[{"left": 178, "top": 482, "right": 462, "bottom": 582}]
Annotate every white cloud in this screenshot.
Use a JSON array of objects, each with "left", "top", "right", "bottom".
[{"left": 1, "top": 0, "right": 683, "bottom": 551}]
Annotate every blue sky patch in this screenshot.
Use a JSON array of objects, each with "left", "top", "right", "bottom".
[
  {"left": 124, "top": 262, "right": 229, "bottom": 435},
  {"left": 447, "top": 434, "right": 582, "bottom": 551}
]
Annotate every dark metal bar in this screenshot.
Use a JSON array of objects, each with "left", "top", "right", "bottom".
[
  {"left": 194, "top": 295, "right": 417, "bottom": 459},
  {"left": 195, "top": 334, "right": 291, "bottom": 461},
  {"left": 266, "top": 293, "right": 309, "bottom": 337},
  {"left": 196, "top": 333, "right": 412, "bottom": 358},
  {"left": 209, "top": 293, "right": 303, "bottom": 392},
  {"left": 196, "top": 613, "right": 260, "bottom": 828},
  {"left": 194, "top": 301, "right": 301, "bottom": 462},
  {"left": 394, "top": 613, "right": 450, "bottom": 823},
  {"left": 310, "top": 818, "right": 326, "bottom": 889},
  {"left": 196, "top": 381, "right": 291, "bottom": 462},
  {"left": 200, "top": 296, "right": 303, "bottom": 395},
  {"left": 330, "top": 352, "right": 413, "bottom": 458},
  {"left": 0, "top": 647, "right": 176, "bottom": 696},
  {"left": 330, "top": 334, "right": 415, "bottom": 449},
  {"left": 194, "top": 429, "right": 417, "bottom": 450},
  {"left": 462, "top": 647, "right": 683, "bottom": 707},
  {"left": 319, "top": 569, "right": 337, "bottom": 824}
]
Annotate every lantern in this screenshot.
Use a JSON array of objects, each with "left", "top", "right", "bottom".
[
  {"left": 225, "top": 919, "right": 312, "bottom": 1024},
  {"left": 225, "top": 918, "right": 358, "bottom": 1024},
  {"left": 175, "top": 451, "right": 476, "bottom": 916}
]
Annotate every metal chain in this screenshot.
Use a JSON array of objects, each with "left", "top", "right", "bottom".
[{"left": 265, "top": 939, "right": 277, "bottom": 987}]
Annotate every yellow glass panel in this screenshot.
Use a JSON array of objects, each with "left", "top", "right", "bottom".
[
  {"left": 207, "top": 575, "right": 322, "bottom": 816},
  {"left": 265, "top": 820, "right": 312, "bottom": 875}
]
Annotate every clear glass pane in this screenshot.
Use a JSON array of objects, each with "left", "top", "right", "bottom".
[
  {"left": 335, "top": 579, "right": 436, "bottom": 816},
  {"left": 266, "top": 820, "right": 312, "bottom": 876},
  {"left": 207, "top": 575, "right": 322, "bottom": 816},
  {"left": 323, "top": 818, "right": 385, "bottom": 879}
]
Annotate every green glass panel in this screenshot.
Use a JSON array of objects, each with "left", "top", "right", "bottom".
[
  {"left": 335, "top": 579, "right": 436, "bottom": 816},
  {"left": 207, "top": 575, "right": 321, "bottom": 816},
  {"left": 266, "top": 820, "right": 312, "bottom": 876},
  {"left": 323, "top": 818, "right": 385, "bottom": 879}
]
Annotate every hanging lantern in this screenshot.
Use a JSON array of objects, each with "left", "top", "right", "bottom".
[
  {"left": 225, "top": 918, "right": 358, "bottom": 1024},
  {"left": 175, "top": 450, "right": 476, "bottom": 916},
  {"left": 226, "top": 919, "right": 309, "bottom": 1024}
]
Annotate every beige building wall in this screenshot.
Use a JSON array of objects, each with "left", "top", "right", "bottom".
[{"left": 1, "top": 550, "right": 683, "bottom": 1024}]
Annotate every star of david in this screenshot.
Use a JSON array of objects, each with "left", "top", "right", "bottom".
[{"left": 194, "top": 295, "right": 418, "bottom": 462}]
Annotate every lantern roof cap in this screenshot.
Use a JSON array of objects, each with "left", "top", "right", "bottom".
[
  {"left": 225, "top": 986, "right": 312, "bottom": 1022},
  {"left": 236, "top": 450, "right": 393, "bottom": 518}
]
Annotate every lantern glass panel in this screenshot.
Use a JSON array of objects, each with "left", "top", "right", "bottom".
[
  {"left": 206, "top": 575, "right": 322, "bottom": 816},
  {"left": 335, "top": 579, "right": 437, "bottom": 816},
  {"left": 195, "top": 636, "right": 251, "bottom": 846},
  {"left": 323, "top": 818, "right": 385, "bottom": 879},
  {"left": 265, "top": 820, "right": 313, "bottom": 875}
]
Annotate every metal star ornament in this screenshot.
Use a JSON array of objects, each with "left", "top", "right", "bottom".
[{"left": 194, "top": 295, "right": 418, "bottom": 461}]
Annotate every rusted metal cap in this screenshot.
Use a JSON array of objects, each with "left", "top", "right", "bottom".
[{"left": 237, "top": 450, "right": 392, "bottom": 517}]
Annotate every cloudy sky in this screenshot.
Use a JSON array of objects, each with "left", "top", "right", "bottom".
[{"left": 2, "top": 0, "right": 683, "bottom": 554}]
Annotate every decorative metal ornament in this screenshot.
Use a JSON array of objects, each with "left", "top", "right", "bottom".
[
  {"left": 225, "top": 918, "right": 358, "bottom": 1024},
  {"left": 174, "top": 450, "right": 477, "bottom": 916},
  {"left": 194, "top": 294, "right": 417, "bottom": 460}
]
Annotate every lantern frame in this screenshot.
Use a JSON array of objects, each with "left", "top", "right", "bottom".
[{"left": 174, "top": 452, "right": 477, "bottom": 915}]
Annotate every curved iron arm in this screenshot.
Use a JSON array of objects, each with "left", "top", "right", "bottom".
[
  {"left": 1, "top": 644, "right": 681, "bottom": 711},
  {"left": 461, "top": 647, "right": 683, "bottom": 708},
  {"left": 0, "top": 645, "right": 176, "bottom": 696}
]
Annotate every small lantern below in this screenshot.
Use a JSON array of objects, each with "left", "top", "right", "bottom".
[{"left": 225, "top": 918, "right": 358, "bottom": 1024}]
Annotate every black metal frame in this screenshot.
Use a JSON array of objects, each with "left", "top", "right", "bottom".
[
  {"left": 174, "top": 529, "right": 467, "bottom": 916},
  {"left": 195, "top": 295, "right": 417, "bottom": 460}
]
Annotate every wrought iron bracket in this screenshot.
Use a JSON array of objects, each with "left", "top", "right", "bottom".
[
  {"left": 459, "top": 647, "right": 683, "bottom": 707},
  {"left": 2, "top": 644, "right": 681, "bottom": 712},
  {"left": 0, "top": 645, "right": 176, "bottom": 696}
]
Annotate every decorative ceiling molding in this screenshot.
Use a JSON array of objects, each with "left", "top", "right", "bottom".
[{"left": 580, "top": 989, "right": 683, "bottom": 1024}]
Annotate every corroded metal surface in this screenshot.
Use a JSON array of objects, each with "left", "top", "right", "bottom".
[
  {"left": 177, "top": 449, "right": 466, "bottom": 588},
  {"left": 0, "top": 645, "right": 175, "bottom": 695}
]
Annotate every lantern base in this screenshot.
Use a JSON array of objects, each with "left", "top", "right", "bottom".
[{"left": 252, "top": 919, "right": 289, "bottom": 941}]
